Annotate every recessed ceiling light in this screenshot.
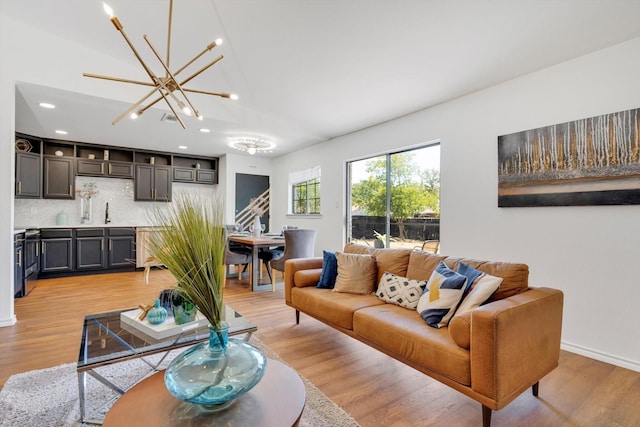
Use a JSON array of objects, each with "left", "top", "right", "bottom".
[
  {"left": 199, "top": 128, "right": 210, "bottom": 133},
  {"left": 55, "top": 130, "right": 68, "bottom": 135},
  {"left": 39, "top": 102, "right": 55, "bottom": 109},
  {"left": 178, "top": 145, "right": 188, "bottom": 150}
]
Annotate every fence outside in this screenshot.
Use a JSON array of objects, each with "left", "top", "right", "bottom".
[{"left": 351, "top": 216, "right": 440, "bottom": 241}]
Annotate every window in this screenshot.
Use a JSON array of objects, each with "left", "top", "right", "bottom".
[
  {"left": 289, "top": 167, "right": 321, "bottom": 215},
  {"left": 347, "top": 144, "right": 440, "bottom": 248}
]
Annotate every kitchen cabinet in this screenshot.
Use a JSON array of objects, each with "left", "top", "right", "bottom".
[
  {"left": 14, "top": 233, "right": 24, "bottom": 297},
  {"left": 40, "top": 229, "right": 74, "bottom": 273},
  {"left": 107, "top": 228, "right": 135, "bottom": 268},
  {"left": 135, "top": 165, "right": 172, "bottom": 201},
  {"left": 15, "top": 152, "right": 41, "bottom": 198},
  {"left": 77, "top": 159, "right": 134, "bottom": 179},
  {"left": 43, "top": 156, "right": 75, "bottom": 199},
  {"left": 172, "top": 156, "right": 218, "bottom": 184},
  {"left": 76, "top": 228, "right": 106, "bottom": 270}
]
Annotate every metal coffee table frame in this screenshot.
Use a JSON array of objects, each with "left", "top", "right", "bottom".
[{"left": 77, "top": 305, "right": 256, "bottom": 425}]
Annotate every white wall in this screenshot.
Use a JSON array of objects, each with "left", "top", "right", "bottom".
[{"left": 270, "top": 37, "right": 640, "bottom": 371}]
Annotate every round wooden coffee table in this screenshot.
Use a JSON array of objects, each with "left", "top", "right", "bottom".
[{"left": 103, "top": 359, "right": 306, "bottom": 427}]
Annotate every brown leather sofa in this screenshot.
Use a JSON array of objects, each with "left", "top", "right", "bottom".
[{"left": 284, "top": 244, "right": 564, "bottom": 427}]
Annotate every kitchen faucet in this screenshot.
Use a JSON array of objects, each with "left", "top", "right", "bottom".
[{"left": 105, "top": 202, "right": 111, "bottom": 224}]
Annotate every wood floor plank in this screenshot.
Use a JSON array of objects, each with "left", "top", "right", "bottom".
[{"left": 2, "top": 269, "right": 640, "bottom": 426}]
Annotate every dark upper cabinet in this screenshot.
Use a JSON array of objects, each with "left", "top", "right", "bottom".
[
  {"left": 77, "top": 159, "right": 134, "bottom": 179},
  {"left": 196, "top": 169, "right": 217, "bottom": 184},
  {"left": 43, "top": 156, "right": 74, "bottom": 199},
  {"left": 15, "top": 152, "right": 41, "bottom": 198},
  {"left": 173, "top": 167, "right": 196, "bottom": 182},
  {"left": 135, "top": 165, "right": 172, "bottom": 201}
]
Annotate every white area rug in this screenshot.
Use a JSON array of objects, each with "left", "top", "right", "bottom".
[{"left": 0, "top": 337, "right": 359, "bottom": 427}]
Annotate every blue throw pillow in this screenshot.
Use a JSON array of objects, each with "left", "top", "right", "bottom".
[
  {"left": 317, "top": 250, "right": 338, "bottom": 289},
  {"left": 457, "top": 262, "right": 483, "bottom": 293},
  {"left": 417, "top": 261, "right": 468, "bottom": 328}
]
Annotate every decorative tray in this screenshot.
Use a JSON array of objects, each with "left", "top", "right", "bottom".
[{"left": 120, "top": 308, "right": 209, "bottom": 341}]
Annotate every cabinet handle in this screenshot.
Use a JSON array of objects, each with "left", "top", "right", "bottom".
[
  {"left": 41, "top": 242, "right": 45, "bottom": 258},
  {"left": 17, "top": 181, "right": 22, "bottom": 194},
  {"left": 108, "top": 163, "right": 112, "bottom": 175},
  {"left": 101, "top": 162, "right": 105, "bottom": 174},
  {"left": 109, "top": 240, "right": 112, "bottom": 251},
  {"left": 102, "top": 240, "right": 105, "bottom": 251},
  {"left": 36, "top": 243, "right": 39, "bottom": 257},
  {"left": 69, "top": 185, "right": 72, "bottom": 196},
  {"left": 17, "top": 249, "right": 22, "bottom": 267}
]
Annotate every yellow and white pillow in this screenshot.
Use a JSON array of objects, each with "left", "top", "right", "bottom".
[{"left": 417, "top": 262, "right": 468, "bottom": 328}]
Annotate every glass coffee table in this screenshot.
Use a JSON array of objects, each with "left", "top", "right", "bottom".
[{"left": 77, "top": 304, "right": 256, "bottom": 425}]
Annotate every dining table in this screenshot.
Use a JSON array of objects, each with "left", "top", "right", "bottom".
[{"left": 228, "top": 234, "right": 285, "bottom": 291}]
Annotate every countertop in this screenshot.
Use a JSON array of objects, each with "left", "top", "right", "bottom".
[{"left": 15, "top": 224, "right": 159, "bottom": 229}]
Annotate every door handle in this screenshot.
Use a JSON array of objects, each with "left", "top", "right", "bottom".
[{"left": 17, "top": 181, "right": 22, "bottom": 194}]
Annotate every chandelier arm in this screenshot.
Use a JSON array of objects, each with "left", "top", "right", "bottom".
[
  {"left": 82, "top": 73, "right": 157, "bottom": 87},
  {"left": 181, "top": 88, "right": 234, "bottom": 98},
  {"left": 110, "top": 18, "right": 158, "bottom": 85},
  {"left": 157, "top": 88, "right": 187, "bottom": 129},
  {"left": 177, "top": 55, "right": 223, "bottom": 87},
  {"left": 173, "top": 40, "right": 221, "bottom": 76},
  {"left": 166, "top": 0, "right": 173, "bottom": 77},
  {"left": 143, "top": 34, "right": 199, "bottom": 116},
  {"left": 111, "top": 78, "right": 178, "bottom": 126},
  {"left": 136, "top": 95, "right": 164, "bottom": 117}
]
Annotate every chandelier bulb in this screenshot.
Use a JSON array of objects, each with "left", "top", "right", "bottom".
[
  {"left": 102, "top": 2, "right": 114, "bottom": 17},
  {"left": 197, "top": 113, "right": 204, "bottom": 121},
  {"left": 130, "top": 112, "right": 138, "bottom": 119},
  {"left": 215, "top": 38, "right": 223, "bottom": 46},
  {"left": 230, "top": 94, "right": 239, "bottom": 101}
]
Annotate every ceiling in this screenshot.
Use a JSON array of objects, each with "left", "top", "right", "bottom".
[{"left": 5, "top": 0, "right": 640, "bottom": 158}]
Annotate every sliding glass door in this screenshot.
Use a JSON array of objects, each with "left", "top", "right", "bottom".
[{"left": 347, "top": 144, "right": 440, "bottom": 250}]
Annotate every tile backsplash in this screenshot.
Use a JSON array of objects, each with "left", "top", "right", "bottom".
[{"left": 14, "top": 176, "right": 217, "bottom": 227}]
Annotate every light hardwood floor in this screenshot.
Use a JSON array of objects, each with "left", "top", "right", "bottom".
[{"left": 2, "top": 270, "right": 640, "bottom": 426}]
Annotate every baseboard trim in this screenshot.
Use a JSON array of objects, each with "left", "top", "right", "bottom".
[
  {"left": 0, "top": 315, "right": 17, "bottom": 327},
  {"left": 562, "top": 341, "right": 640, "bottom": 373}
]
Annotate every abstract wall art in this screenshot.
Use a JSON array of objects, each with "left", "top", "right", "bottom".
[{"left": 498, "top": 107, "right": 640, "bottom": 207}]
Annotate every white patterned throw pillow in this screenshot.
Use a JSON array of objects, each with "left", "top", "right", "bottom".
[{"left": 376, "top": 272, "right": 428, "bottom": 310}]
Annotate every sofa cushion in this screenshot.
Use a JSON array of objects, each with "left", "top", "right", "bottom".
[
  {"left": 291, "top": 286, "right": 384, "bottom": 330},
  {"left": 375, "top": 272, "right": 428, "bottom": 310},
  {"left": 417, "top": 262, "right": 467, "bottom": 328},
  {"left": 406, "top": 250, "right": 448, "bottom": 281},
  {"left": 343, "top": 243, "right": 375, "bottom": 255},
  {"left": 316, "top": 250, "right": 338, "bottom": 289},
  {"left": 455, "top": 263, "right": 503, "bottom": 316},
  {"left": 372, "top": 248, "right": 412, "bottom": 284},
  {"left": 448, "top": 310, "right": 472, "bottom": 349},
  {"left": 353, "top": 304, "right": 471, "bottom": 385},
  {"left": 333, "top": 252, "right": 378, "bottom": 295},
  {"left": 445, "top": 258, "right": 529, "bottom": 302},
  {"left": 294, "top": 268, "right": 323, "bottom": 287}
]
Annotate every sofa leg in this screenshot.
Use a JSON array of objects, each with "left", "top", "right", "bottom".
[
  {"left": 482, "top": 405, "right": 492, "bottom": 427},
  {"left": 532, "top": 381, "right": 539, "bottom": 397},
  {"left": 295, "top": 310, "right": 300, "bottom": 324}
]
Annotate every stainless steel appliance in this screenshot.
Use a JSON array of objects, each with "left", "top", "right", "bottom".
[{"left": 20, "top": 228, "right": 40, "bottom": 296}]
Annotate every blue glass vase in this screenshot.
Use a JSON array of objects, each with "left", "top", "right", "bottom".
[
  {"left": 147, "top": 299, "right": 167, "bottom": 325},
  {"left": 164, "top": 321, "right": 267, "bottom": 410}
]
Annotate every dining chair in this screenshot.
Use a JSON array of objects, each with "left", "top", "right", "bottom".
[
  {"left": 222, "top": 228, "right": 252, "bottom": 286},
  {"left": 269, "top": 229, "right": 317, "bottom": 292},
  {"left": 414, "top": 239, "right": 440, "bottom": 254}
]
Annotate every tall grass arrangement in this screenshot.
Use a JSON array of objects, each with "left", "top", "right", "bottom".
[{"left": 146, "top": 192, "right": 226, "bottom": 329}]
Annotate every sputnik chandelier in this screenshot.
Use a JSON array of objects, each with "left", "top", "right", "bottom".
[
  {"left": 228, "top": 137, "right": 276, "bottom": 155},
  {"left": 83, "top": 1, "right": 237, "bottom": 129}
]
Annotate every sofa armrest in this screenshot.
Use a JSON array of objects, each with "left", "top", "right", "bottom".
[
  {"left": 470, "top": 287, "right": 563, "bottom": 409},
  {"left": 284, "top": 257, "right": 323, "bottom": 304}
]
